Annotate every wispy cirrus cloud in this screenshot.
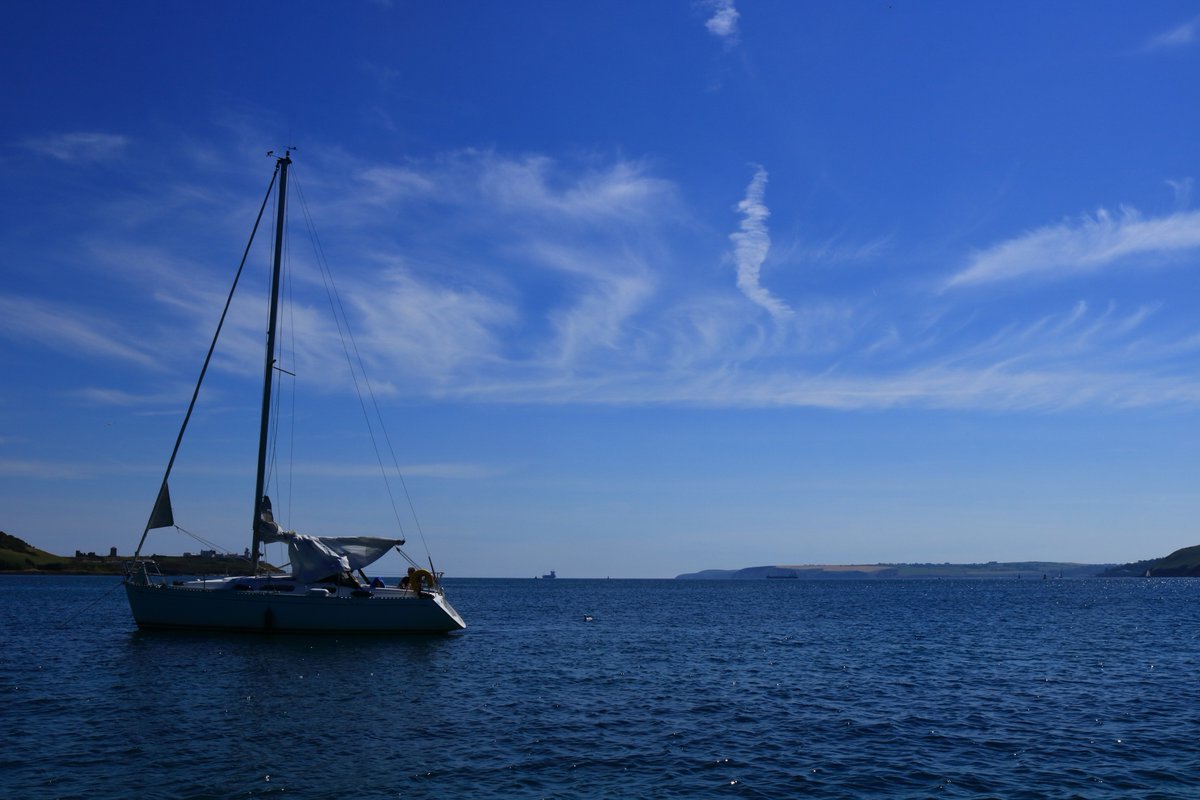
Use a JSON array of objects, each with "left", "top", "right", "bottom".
[
  {"left": 351, "top": 265, "right": 516, "bottom": 390},
  {"left": 1141, "top": 15, "right": 1200, "bottom": 52},
  {"left": 21, "top": 131, "right": 130, "bottom": 163},
  {"left": 290, "top": 460, "right": 501, "bottom": 480},
  {"left": 0, "top": 458, "right": 98, "bottom": 479},
  {"left": 354, "top": 165, "right": 437, "bottom": 203},
  {"left": 74, "top": 386, "right": 195, "bottom": 408},
  {"left": 673, "top": 300, "right": 1183, "bottom": 411},
  {"left": 342, "top": 150, "right": 677, "bottom": 225},
  {"left": 441, "top": 314, "right": 1200, "bottom": 411},
  {"left": 520, "top": 241, "right": 657, "bottom": 367},
  {"left": 321, "top": 150, "right": 680, "bottom": 386},
  {"left": 0, "top": 294, "right": 159, "bottom": 368},
  {"left": 942, "top": 300, "right": 1162, "bottom": 372},
  {"left": 475, "top": 154, "right": 676, "bottom": 223},
  {"left": 946, "top": 207, "right": 1200, "bottom": 288},
  {"left": 34, "top": 141, "right": 1200, "bottom": 415},
  {"left": 1166, "top": 177, "right": 1193, "bottom": 207},
  {"left": 730, "top": 167, "right": 792, "bottom": 320}
]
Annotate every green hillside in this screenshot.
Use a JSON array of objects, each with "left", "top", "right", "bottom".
[
  {"left": 1098, "top": 544, "right": 1200, "bottom": 577},
  {"left": 1145, "top": 544, "right": 1200, "bottom": 577},
  {"left": 0, "top": 531, "right": 66, "bottom": 570}
]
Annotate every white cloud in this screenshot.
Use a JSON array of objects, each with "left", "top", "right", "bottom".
[
  {"left": 355, "top": 165, "right": 437, "bottom": 203},
  {"left": 615, "top": 299, "right": 1192, "bottom": 411},
  {"left": 730, "top": 167, "right": 792, "bottom": 319},
  {"left": 317, "top": 150, "right": 681, "bottom": 386},
  {"left": 947, "top": 207, "right": 1200, "bottom": 288},
  {"left": 476, "top": 154, "right": 676, "bottom": 223},
  {"left": 74, "top": 386, "right": 193, "bottom": 407},
  {"left": 289, "top": 460, "right": 500, "bottom": 479},
  {"left": 239, "top": 158, "right": 1200, "bottom": 412},
  {"left": 1166, "top": 177, "right": 1193, "bottom": 207},
  {"left": 438, "top": 337, "right": 1200, "bottom": 411},
  {"left": 0, "top": 294, "right": 160, "bottom": 368},
  {"left": 1142, "top": 15, "right": 1200, "bottom": 51},
  {"left": 781, "top": 233, "right": 893, "bottom": 268},
  {"left": 0, "top": 459, "right": 97, "bottom": 479},
  {"left": 704, "top": 0, "right": 740, "bottom": 41},
  {"left": 323, "top": 150, "right": 679, "bottom": 244},
  {"left": 547, "top": 269, "right": 656, "bottom": 366},
  {"left": 351, "top": 266, "right": 516, "bottom": 388},
  {"left": 957, "top": 301, "right": 1160, "bottom": 367},
  {"left": 31, "top": 140, "right": 1200, "bottom": 415},
  {"left": 21, "top": 132, "right": 130, "bottom": 163}
]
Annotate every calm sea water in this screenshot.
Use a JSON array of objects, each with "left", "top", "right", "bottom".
[{"left": 2, "top": 575, "right": 1199, "bottom": 798}]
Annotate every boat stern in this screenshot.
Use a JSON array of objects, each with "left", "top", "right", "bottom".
[{"left": 434, "top": 590, "right": 467, "bottom": 630}]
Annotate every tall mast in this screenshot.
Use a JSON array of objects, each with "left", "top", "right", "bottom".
[{"left": 251, "top": 151, "right": 291, "bottom": 571}]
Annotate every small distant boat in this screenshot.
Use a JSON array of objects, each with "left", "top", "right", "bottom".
[
  {"left": 540, "top": 570, "right": 557, "bottom": 579},
  {"left": 123, "top": 152, "right": 465, "bottom": 633}
]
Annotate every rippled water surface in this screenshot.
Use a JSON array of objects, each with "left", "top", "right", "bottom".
[{"left": 3, "top": 576, "right": 1200, "bottom": 798}]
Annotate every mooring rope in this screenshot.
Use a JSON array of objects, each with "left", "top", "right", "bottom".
[{"left": 58, "top": 579, "right": 125, "bottom": 630}]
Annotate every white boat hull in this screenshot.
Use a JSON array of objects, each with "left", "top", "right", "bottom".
[
  {"left": 124, "top": 577, "right": 466, "bottom": 633},
  {"left": 123, "top": 157, "right": 468, "bottom": 635}
]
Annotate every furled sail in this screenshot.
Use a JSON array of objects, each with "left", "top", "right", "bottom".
[{"left": 257, "top": 516, "right": 401, "bottom": 581}]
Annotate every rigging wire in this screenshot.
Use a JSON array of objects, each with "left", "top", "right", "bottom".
[
  {"left": 171, "top": 524, "right": 257, "bottom": 563},
  {"left": 134, "top": 164, "right": 280, "bottom": 558},
  {"left": 173, "top": 524, "right": 235, "bottom": 555},
  {"left": 264, "top": 174, "right": 279, "bottom": 496},
  {"left": 291, "top": 169, "right": 433, "bottom": 561},
  {"left": 284, "top": 217, "right": 298, "bottom": 532},
  {"left": 264, "top": 203, "right": 294, "bottom": 529}
]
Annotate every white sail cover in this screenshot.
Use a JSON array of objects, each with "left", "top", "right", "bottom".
[{"left": 259, "top": 522, "right": 401, "bottom": 581}]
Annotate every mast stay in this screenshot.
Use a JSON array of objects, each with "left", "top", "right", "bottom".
[{"left": 134, "top": 159, "right": 282, "bottom": 560}]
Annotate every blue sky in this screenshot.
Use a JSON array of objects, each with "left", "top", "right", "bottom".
[{"left": 2, "top": 1, "right": 1199, "bottom": 577}]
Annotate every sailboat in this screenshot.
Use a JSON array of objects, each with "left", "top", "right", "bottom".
[{"left": 123, "top": 151, "right": 466, "bottom": 632}]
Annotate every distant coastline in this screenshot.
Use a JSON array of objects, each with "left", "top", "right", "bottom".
[
  {"left": 6, "top": 530, "right": 1200, "bottom": 579},
  {"left": 675, "top": 562, "right": 1110, "bottom": 580},
  {"left": 678, "top": 546, "right": 1200, "bottom": 580}
]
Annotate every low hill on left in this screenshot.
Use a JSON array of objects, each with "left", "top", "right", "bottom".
[
  {"left": 0, "top": 531, "right": 83, "bottom": 572},
  {"left": 0, "top": 531, "right": 276, "bottom": 575}
]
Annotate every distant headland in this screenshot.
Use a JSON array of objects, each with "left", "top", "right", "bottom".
[
  {"left": 677, "top": 546, "right": 1200, "bottom": 580},
  {"left": 0, "top": 531, "right": 279, "bottom": 575}
]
